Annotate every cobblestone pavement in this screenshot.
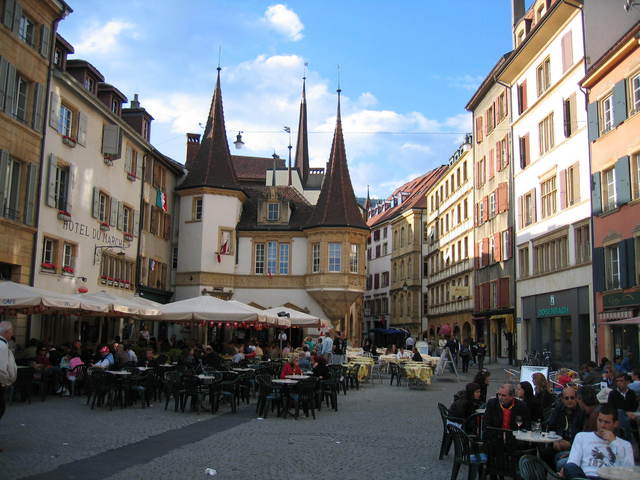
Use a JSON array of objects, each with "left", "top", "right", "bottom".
[{"left": 0, "top": 366, "right": 510, "bottom": 480}]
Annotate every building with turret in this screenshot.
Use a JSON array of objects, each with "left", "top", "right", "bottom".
[{"left": 175, "top": 71, "right": 368, "bottom": 344}]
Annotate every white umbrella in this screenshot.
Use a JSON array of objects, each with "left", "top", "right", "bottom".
[
  {"left": 76, "top": 291, "right": 161, "bottom": 317},
  {"left": 0, "top": 280, "right": 109, "bottom": 313},
  {"left": 157, "top": 295, "right": 259, "bottom": 322},
  {"left": 260, "top": 306, "right": 324, "bottom": 328},
  {"left": 226, "top": 300, "right": 285, "bottom": 327}
]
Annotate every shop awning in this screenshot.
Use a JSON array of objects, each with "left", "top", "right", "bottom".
[
  {"left": 490, "top": 314, "right": 514, "bottom": 333},
  {"left": 603, "top": 316, "right": 640, "bottom": 325},
  {"left": 260, "top": 306, "right": 324, "bottom": 328}
]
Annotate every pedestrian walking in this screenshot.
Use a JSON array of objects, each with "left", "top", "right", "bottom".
[
  {"left": 332, "top": 331, "right": 346, "bottom": 365},
  {"left": 460, "top": 339, "right": 472, "bottom": 373},
  {"left": 0, "top": 321, "right": 18, "bottom": 443},
  {"left": 476, "top": 338, "right": 487, "bottom": 370}
]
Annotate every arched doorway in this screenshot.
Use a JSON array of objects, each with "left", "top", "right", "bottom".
[
  {"left": 462, "top": 322, "right": 472, "bottom": 341},
  {"left": 453, "top": 325, "right": 461, "bottom": 339}
]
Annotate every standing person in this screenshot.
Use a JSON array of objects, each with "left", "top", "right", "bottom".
[
  {"left": 446, "top": 336, "right": 459, "bottom": 370},
  {"left": 405, "top": 334, "right": 415, "bottom": 351},
  {"left": 0, "top": 321, "right": 18, "bottom": 431},
  {"left": 476, "top": 338, "right": 487, "bottom": 370},
  {"left": 332, "top": 331, "right": 346, "bottom": 365},
  {"left": 562, "top": 407, "right": 634, "bottom": 479},
  {"left": 459, "top": 340, "right": 472, "bottom": 373},
  {"left": 470, "top": 338, "right": 478, "bottom": 366},
  {"left": 322, "top": 332, "right": 334, "bottom": 364}
]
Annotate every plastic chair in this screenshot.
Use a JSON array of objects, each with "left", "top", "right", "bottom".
[
  {"left": 447, "top": 424, "right": 486, "bottom": 480},
  {"left": 518, "top": 455, "right": 563, "bottom": 480},
  {"left": 438, "top": 402, "right": 454, "bottom": 459}
]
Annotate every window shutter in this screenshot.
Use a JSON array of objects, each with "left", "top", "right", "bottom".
[
  {"left": 92, "top": 187, "right": 100, "bottom": 218},
  {"left": 77, "top": 111, "right": 87, "bottom": 146},
  {"left": 489, "top": 148, "right": 495, "bottom": 178},
  {"left": 0, "top": 150, "right": 9, "bottom": 215},
  {"left": 0, "top": 57, "right": 8, "bottom": 111},
  {"left": 32, "top": 83, "right": 44, "bottom": 132},
  {"left": 522, "top": 79, "right": 528, "bottom": 111},
  {"left": 49, "top": 91, "right": 60, "bottom": 130},
  {"left": 625, "top": 238, "right": 637, "bottom": 287},
  {"left": 474, "top": 285, "right": 480, "bottom": 312},
  {"left": 482, "top": 196, "right": 488, "bottom": 222},
  {"left": 117, "top": 201, "right": 124, "bottom": 230},
  {"left": 587, "top": 102, "right": 599, "bottom": 142},
  {"left": 572, "top": 162, "right": 580, "bottom": 203},
  {"left": 531, "top": 188, "right": 537, "bottom": 222},
  {"left": 2, "top": 0, "right": 15, "bottom": 29},
  {"left": 569, "top": 94, "right": 578, "bottom": 135},
  {"left": 101, "top": 124, "right": 122, "bottom": 158},
  {"left": 591, "top": 172, "right": 602, "bottom": 215},
  {"left": 615, "top": 155, "right": 631, "bottom": 207},
  {"left": 482, "top": 283, "right": 490, "bottom": 311},
  {"left": 46, "top": 153, "right": 57, "bottom": 208},
  {"left": 40, "top": 24, "right": 51, "bottom": 58},
  {"left": 476, "top": 116, "right": 483, "bottom": 143},
  {"left": 482, "top": 237, "right": 489, "bottom": 266},
  {"left": 124, "top": 147, "right": 132, "bottom": 175},
  {"left": 559, "top": 169, "right": 567, "bottom": 209},
  {"left": 499, "top": 278, "right": 510, "bottom": 308},
  {"left": 612, "top": 79, "right": 628, "bottom": 128},
  {"left": 593, "top": 247, "right": 605, "bottom": 292},
  {"left": 561, "top": 30, "right": 573, "bottom": 73},
  {"left": 498, "top": 182, "right": 508, "bottom": 213},
  {"left": 619, "top": 241, "right": 629, "bottom": 289},
  {"left": 66, "top": 164, "right": 76, "bottom": 213},
  {"left": 110, "top": 197, "right": 118, "bottom": 226},
  {"left": 517, "top": 195, "right": 523, "bottom": 229},
  {"left": 164, "top": 214, "right": 171, "bottom": 240},
  {"left": 494, "top": 232, "right": 502, "bottom": 262},
  {"left": 11, "top": 1, "right": 21, "bottom": 35},
  {"left": 4, "top": 62, "right": 16, "bottom": 115},
  {"left": 136, "top": 154, "right": 143, "bottom": 179},
  {"left": 24, "top": 163, "right": 37, "bottom": 226},
  {"left": 507, "top": 227, "right": 513, "bottom": 259},
  {"left": 133, "top": 209, "right": 140, "bottom": 237},
  {"left": 474, "top": 241, "right": 479, "bottom": 269},
  {"left": 505, "top": 135, "right": 510, "bottom": 166}
]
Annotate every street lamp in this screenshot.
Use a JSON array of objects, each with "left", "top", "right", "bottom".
[
  {"left": 233, "top": 131, "right": 245, "bottom": 149},
  {"left": 402, "top": 281, "right": 409, "bottom": 293},
  {"left": 93, "top": 245, "right": 125, "bottom": 265}
]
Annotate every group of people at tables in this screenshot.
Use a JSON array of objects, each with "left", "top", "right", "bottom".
[{"left": 449, "top": 369, "right": 637, "bottom": 479}]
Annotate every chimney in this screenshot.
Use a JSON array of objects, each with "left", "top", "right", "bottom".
[
  {"left": 131, "top": 93, "right": 140, "bottom": 109},
  {"left": 185, "top": 133, "right": 201, "bottom": 170},
  {"left": 512, "top": 0, "right": 526, "bottom": 27}
]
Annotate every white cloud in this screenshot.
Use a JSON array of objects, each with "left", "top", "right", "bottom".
[
  {"left": 446, "top": 74, "right": 485, "bottom": 91},
  {"left": 144, "top": 53, "right": 470, "bottom": 198},
  {"left": 262, "top": 4, "right": 304, "bottom": 41},
  {"left": 74, "top": 20, "right": 136, "bottom": 55}
]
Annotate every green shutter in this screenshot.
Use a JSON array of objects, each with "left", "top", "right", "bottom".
[
  {"left": 615, "top": 156, "right": 631, "bottom": 207},
  {"left": 32, "top": 82, "right": 44, "bottom": 132},
  {"left": 133, "top": 209, "right": 140, "bottom": 237},
  {"left": 2, "top": 0, "right": 15, "bottom": 30},
  {"left": 92, "top": 186, "right": 100, "bottom": 218},
  {"left": 117, "top": 201, "right": 124, "bottom": 230},
  {"left": 77, "top": 111, "right": 87, "bottom": 146},
  {"left": 591, "top": 172, "right": 602, "bottom": 216},
  {"left": 587, "top": 102, "right": 599, "bottom": 142},
  {"left": 593, "top": 247, "right": 605, "bottom": 292},
  {"left": 4, "top": 62, "right": 16, "bottom": 115},
  {"left": 24, "top": 163, "right": 37, "bottom": 226},
  {"left": 46, "top": 153, "right": 57, "bottom": 208},
  {"left": 0, "top": 150, "right": 10, "bottom": 216},
  {"left": 49, "top": 91, "right": 60, "bottom": 130},
  {"left": 612, "top": 79, "right": 628, "bottom": 128},
  {"left": 0, "top": 57, "right": 8, "bottom": 111},
  {"left": 39, "top": 24, "right": 51, "bottom": 58},
  {"left": 619, "top": 241, "right": 629, "bottom": 289},
  {"left": 625, "top": 238, "right": 637, "bottom": 287},
  {"left": 66, "top": 165, "right": 76, "bottom": 213},
  {"left": 11, "top": 1, "right": 21, "bottom": 35},
  {"left": 109, "top": 197, "right": 118, "bottom": 226},
  {"left": 102, "top": 124, "right": 122, "bottom": 158}
]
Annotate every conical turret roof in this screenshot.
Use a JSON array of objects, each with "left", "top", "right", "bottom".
[
  {"left": 294, "top": 77, "right": 310, "bottom": 186},
  {"left": 178, "top": 68, "right": 239, "bottom": 191},
  {"left": 305, "top": 90, "right": 367, "bottom": 230}
]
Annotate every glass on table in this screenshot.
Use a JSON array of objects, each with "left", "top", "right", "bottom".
[{"left": 515, "top": 415, "right": 523, "bottom": 431}]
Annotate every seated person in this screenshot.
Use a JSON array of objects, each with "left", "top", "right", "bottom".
[
  {"left": 312, "top": 356, "right": 330, "bottom": 380},
  {"left": 531, "top": 372, "right": 554, "bottom": 422},
  {"left": 449, "top": 382, "right": 482, "bottom": 426},
  {"left": 115, "top": 344, "right": 130, "bottom": 366},
  {"left": 396, "top": 347, "right": 412, "bottom": 359},
  {"left": 94, "top": 346, "right": 115, "bottom": 369},
  {"left": 137, "top": 348, "right": 159, "bottom": 367},
  {"left": 125, "top": 344, "right": 138, "bottom": 364},
  {"left": 578, "top": 388, "right": 600, "bottom": 432},
  {"left": 516, "top": 381, "right": 535, "bottom": 412},
  {"left": 411, "top": 347, "right": 423, "bottom": 362},
  {"left": 628, "top": 369, "right": 640, "bottom": 395},
  {"left": 562, "top": 406, "right": 634, "bottom": 480},
  {"left": 484, "top": 383, "right": 531, "bottom": 431},
  {"left": 580, "top": 361, "right": 601, "bottom": 386},
  {"left": 280, "top": 358, "right": 302, "bottom": 379},
  {"left": 202, "top": 346, "right": 221, "bottom": 368},
  {"left": 607, "top": 373, "right": 638, "bottom": 441},
  {"left": 544, "top": 386, "right": 585, "bottom": 470},
  {"left": 32, "top": 346, "right": 65, "bottom": 394},
  {"left": 298, "top": 352, "right": 311, "bottom": 370}
]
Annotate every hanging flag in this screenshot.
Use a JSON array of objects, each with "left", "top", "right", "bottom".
[
  {"left": 156, "top": 190, "right": 168, "bottom": 212},
  {"left": 216, "top": 240, "right": 229, "bottom": 264}
]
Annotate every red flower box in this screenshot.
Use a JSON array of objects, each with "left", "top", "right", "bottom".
[
  {"left": 41, "top": 262, "right": 56, "bottom": 270},
  {"left": 62, "top": 266, "right": 74, "bottom": 274},
  {"left": 62, "top": 135, "right": 77, "bottom": 147}
]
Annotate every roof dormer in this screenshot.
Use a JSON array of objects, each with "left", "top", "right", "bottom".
[
  {"left": 66, "top": 59, "right": 105, "bottom": 96},
  {"left": 97, "top": 83, "right": 128, "bottom": 116},
  {"left": 53, "top": 34, "right": 74, "bottom": 72},
  {"left": 122, "top": 93, "right": 154, "bottom": 141}
]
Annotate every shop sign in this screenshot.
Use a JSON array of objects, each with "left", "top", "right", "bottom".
[
  {"left": 62, "top": 220, "right": 130, "bottom": 249},
  {"left": 537, "top": 306, "right": 569, "bottom": 317},
  {"left": 603, "top": 292, "right": 640, "bottom": 308}
]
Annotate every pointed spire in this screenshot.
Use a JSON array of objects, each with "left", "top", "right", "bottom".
[
  {"left": 364, "top": 185, "right": 371, "bottom": 211},
  {"left": 294, "top": 76, "right": 310, "bottom": 187},
  {"left": 178, "top": 68, "right": 239, "bottom": 192},
  {"left": 305, "top": 88, "right": 367, "bottom": 230}
]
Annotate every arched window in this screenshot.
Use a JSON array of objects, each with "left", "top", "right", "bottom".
[
  {"left": 400, "top": 260, "right": 404, "bottom": 279},
  {"left": 393, "top": 262, "right": 397, "bottom": 282},
  {"left": 400, "top": 227, "right": 405, "bottom": 248},
  {"left": 403, "top": 294, "right": 408, "bottom": 317},
  {"left": 408, "top": 225, "right": 413, "bottom": 243},
  {"left": 408, "top": 258, "right": 413, "bottom": 278}
]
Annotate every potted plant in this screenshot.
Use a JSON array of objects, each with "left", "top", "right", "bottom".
[
  {"left": 126, "top": 172, "right": 137, "bottom": 181},
  {"left": 57, "top": 210, "right": 72, "bottom": 221},
  {"left": 62, "top": 135, "right": 77, "bottom": 147},
  {"left": 62, "top": 266, "right": 74, "bottom": 275},
  {"left": 100, "top": 274, "right": 107, "bottom": 285},
  {"left": 100, "top": 221, "right": 109, "bottom": 231},
  {"left": 41, "top": 262, "right": 56, "bottom": 271}
]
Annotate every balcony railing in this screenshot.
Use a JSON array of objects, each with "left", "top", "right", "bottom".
[
  {"left": 427, "top": 298, "right": 473, "bottom": 316},
  {"left": 424, "top": 258, "right": 473, "bottom": 285}
]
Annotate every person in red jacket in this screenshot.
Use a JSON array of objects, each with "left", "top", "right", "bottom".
[{"left": 280, "top": 357, "right": 302, "bottom": 379}]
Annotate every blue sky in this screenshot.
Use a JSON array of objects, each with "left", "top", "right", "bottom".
[{"left": 58, "top": 1, "right": 513, "bottom": 199}]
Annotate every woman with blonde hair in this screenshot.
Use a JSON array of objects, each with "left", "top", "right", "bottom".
[{"left": 530, "top": 372, "right": 554, "bottom": 421}]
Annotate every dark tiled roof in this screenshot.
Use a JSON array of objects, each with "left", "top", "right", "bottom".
[
  {"left": 177, "top": 69, "right": 239, "bottom": 191},
  {"left": 294, "top": 78, "right": 310, "bottom": 186},
  {"left": 367, "top": 166, "right": 448, "bottom": 228},
  {"left": 232, "top": 155, "right": 285, "bottom": 182},
  {"left": 305, "top": 92, "right": 367, "bottom": 230},
  {"left": 237, "top": 186, "right": 314, "bottom": 231}
]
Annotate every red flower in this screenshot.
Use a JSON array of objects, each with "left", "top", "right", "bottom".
[
  {"left": 58, "top": 210, "right": 71, "bottom": 217},
  {"left": 107, "top": 276, "right": 114, "bottom": 281},
  {"left": 100, "top": 274, "right": 107, "bottom": 279},
  {"left": 41, "top": 262, "right": 56, "bottom": 269},
  {"left": 62, "top": 266, "right": 74, "bottom": 273}
]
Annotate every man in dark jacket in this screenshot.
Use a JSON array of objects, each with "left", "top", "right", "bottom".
[
  {"left": 607, "top": 373, "right": 638, "bottom": 442},
  {"left": 544, "top": 386, "right": 585, "bottom": 469},
  {"left": 484, "top": 383, "right": 531, "bottom": 431}
]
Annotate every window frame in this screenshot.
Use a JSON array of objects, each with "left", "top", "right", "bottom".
[
  {"left": 18, "top": 14, "right": 35, "bottom": 46},
  {"left": 59, "top": 104, "right": 74, "bottom": 137},
  {"left": 54, "top": 164, "right": 69, "bottom": 211},
  {"left": 605, "top": 245, "right": 620, "bottom": 290},
  {"left": 540, "top": 175, "right": 557, "bottom": 218},
  {"left": 536, "top": 57, "right": 551, "bottom": 97},
  {"left": 349, "top": 244, "right": 359, "bottom": 273},
  {"left": 631, "top": 73, "right": 640, "bottom": 114},
  {"left": 255, "top": 243, "right": 265, "bottom": 274},
  {"left": 62, "top": 242, "right": 76, "bottom": 271},
  {"left": 519, "top": 245, "right": 529, "bottom": 278},
  {"left": 631, "top": 152, "right": 640, "bottom": 200},
  {"left": 42, "top": 237, "right": 57, "bottom": 268},
  {"left": 538, "top": 112, "right": 555, "bottom": 156},
  {"left": 601, "top": 94, "right": 614, "bottom": 133},
  {"left": 192, "top": 197, "right": 203, "bottom": 222},
  {"left": 602, "top": 167, "right": 616, "bottom": 212},
  {"left": 267, "top": 202, "right": 280, "bottom": 221},
  {"left": 98, "top": 191, "right": 110, "bottom": 224},
  {"left": 328, "top": 242, "right": 342, "bottom": 273}
]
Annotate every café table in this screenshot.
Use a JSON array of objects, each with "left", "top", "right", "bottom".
[
  {"left": 475, "top": 408, "right": 486, "bottom": 414},
  {"left": 402, "top": 363, "right": 432, "bottom": 385},
  {"left": 286, "top": 375, "right": 310, "bottom": 380},
  {"left": 231, "top": 368, "right": 253, "bottom": 373},
  {"left": 105, "top": 370, "right": 131, "bottom": 375},
  {"left": 137, "top": 367, "right": 152, "bottom": 371},
  {"left": 597, "top": 466, "right": 640, "bottom": 480},
  {"left": 271, "top": 379, "right": 299, "bottom": 418}
]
